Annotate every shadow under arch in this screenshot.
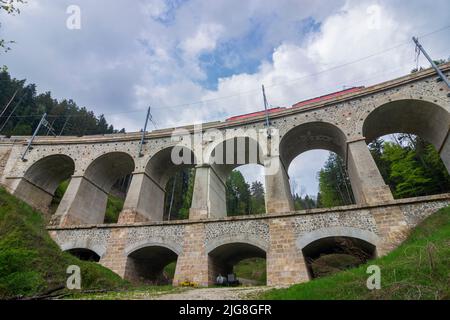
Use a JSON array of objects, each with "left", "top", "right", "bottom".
[
  {"left": 207, "top": 241, "right": 267, "bottom": 285},
  {"left": 124, "top": 244, "right": 179, "bottom": 285},
  {"left": 13, "top": 154, "right": 75, "bottom": 213},
  {"left": 297, "top": 227, "right": 378, "bottom": 279},
  {"left": 55, "top": 152, "right": 135, "bottom": 225}
]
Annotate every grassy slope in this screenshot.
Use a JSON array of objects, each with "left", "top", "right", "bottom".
[
  {"left": 0, "top": 187, "right": 127, "bottom": 299},
  {"left": 260, "top": 206, "right": 450, "bottom": 300}
]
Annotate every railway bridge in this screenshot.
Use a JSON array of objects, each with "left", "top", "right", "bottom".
[{"left": 0, "top": 64, "right": 449, "bottom": 286}]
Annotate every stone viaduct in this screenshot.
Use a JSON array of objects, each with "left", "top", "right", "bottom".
[{"left": 0, "top": 64, "right": 449, "bottom": 286}]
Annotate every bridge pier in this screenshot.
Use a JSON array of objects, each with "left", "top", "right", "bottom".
[
  {"left": 13, "top": 178, "right": 54, "bottom": 214},
  {"left": 265, "top": 156, "right": 294, "bottom": 213},
  {"left": 347, "top": 139, "right": 394, "bottom": 205},
  {"left": 267, "top": 218, "right": 309, "bottom": 285},
  {"left": 52, "top": 176, "right": 108, "bottom": 226},
  {"left": 189, "top": 165, "right": 227, "bottom": 220},
  {"left": 118, "top": 172, "right": 165, "bottom": 223}
]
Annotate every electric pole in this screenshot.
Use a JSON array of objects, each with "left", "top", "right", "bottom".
[{"left": 412, "top": 37, "right": 450, "bottom": 88}]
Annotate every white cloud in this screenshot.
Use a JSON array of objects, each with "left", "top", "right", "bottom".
[{"left": 180, "top": 23, "right": 224, "bottom": 56}]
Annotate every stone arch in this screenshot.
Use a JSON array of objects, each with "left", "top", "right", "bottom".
[
  {"left": 121, "top": 145, "right": 198, "bottom": 222},
  {"left": 13, "top": 154, "right": 75, "bottom": 213},
  {"left": 54, "top": 152, "right": 135, "bottom": 226},
  {"left": 145, "top": 146, "right": 197, "bottom": 188},
  {"left": 125, "top": 240, "right": 182, "bottom": 257},
  {"left": 63, "top": 247, "right": 102, "bottom": 262},
  {"left": 207, "top": 240, "right": 267, "bottom": 285},
  {"left": 124, "top": 243, "right": 179, "bottom": 284},
  {"left": 206, "top": 235, "right": 269, "bottom": 254},
  {"left": 297, "top": 226, "right": 379, "bottom": 279},
  {"left": 84, "top": 151, "right": 136, "bottom": 192},
  {"left": 363, "top": 99, "right": 449, "bottom": 150},
  {"left": 296, "top": 226, "right": 379, "bottom": 250},
  {"left": 280, "top": 121, "right": 347, "bottom": 170},
  {"left": 363, "top": 99, "right": 450, "bottom": 172}
]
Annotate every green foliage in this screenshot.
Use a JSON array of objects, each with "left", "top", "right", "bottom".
[
  {"left": 259, "top": 205, "right": 450, "bottom": 300},
  {"left": 234, "top": 258, "right": 266, "bottom": 285},
  {"left": 0, "top": 69, "right": 123, "bottom": 136},
  {"left": 164, "top": 168, "right": 195, "bottom": 220},
  {"left": 250, "top": 181, "right": 265, "bottom": 214},
  {"left": 226, "top": 170, "right": 251, "bottom": 216},
  {"left": 0, "top": 187, "right": 126, "bottom": 299},
  {"left": 293, "top": 194, "right": 316, "bottom": 210}
]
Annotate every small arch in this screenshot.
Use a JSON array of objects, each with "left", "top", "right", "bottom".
[
  {"left": 65, "top": 248, "right": 100, "bottom": 262},
  {"left": 125, "top": 240, "right": 182, "bottom": 257},
  {"left": 60, "top": 242, "right": 106, "bottom": 258},
  {"left": 297, "top": 226, "right": 379, "bottom": 250},
  {"left": 208, "top": 241, "right": 267, "bottom": 286}
]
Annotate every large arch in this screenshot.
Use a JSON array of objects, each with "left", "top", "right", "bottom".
[
  {"left": 363, "top": 99, "right": 450, "bottom": 172},
  {"left": 191, "top": 135, "right": 266, "bottom": 218},
  {"left": 277, "top": 122, "right": 353, "bottom": 210},
  {"left": 121, "top": 146, "right": 197, "bottom": 222},
  {"left": 207, "top": 241, "right": 267, "bottom": 285},
  {"left": 55, "top": 152, "right": 135, "bottom": 225},
  {"left": 124, "top": 244, "right": 179, "bottom": 285},
  {"left": 13, "top": 154, "right": 75, "bottom": 213},
  {"left": 297, "top": 227, "right": 379, "bottom": 279}
]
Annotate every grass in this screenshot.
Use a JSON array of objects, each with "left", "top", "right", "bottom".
[
  {"left": 0, "top": 187, "right": 128, "bottom": 299},
  {"left": 259, "top": 206, "right": 450, "bottom": 300}
]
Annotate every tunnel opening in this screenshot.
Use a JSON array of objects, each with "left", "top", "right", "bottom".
[
  {"left": 302, "top": 237, "right": 376, "bottom": 279},
  {"left": 126, "top": 246, "right": 178, "bottom": 285},
  {"left": 208, "top": 242, "right": 267, "bottom": 286},
  {"left": 226, "top": 164, "right": 266, "bottom": 216},
  {"left": 363, "top": 100, "right": 450, "bottom": 199},
  {"left": 66, "top": 248, "right": 100, "bottom": 262}
]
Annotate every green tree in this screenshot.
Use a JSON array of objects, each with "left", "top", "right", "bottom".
[
  {"left": 317, "top": 153, "right": 354, "bottom": 208},
  {"left": 250, "top": 181, "right": 265, "bottom": 214},
  {"left": 226, "top": 170, "right": 251, "bottom": 216}
]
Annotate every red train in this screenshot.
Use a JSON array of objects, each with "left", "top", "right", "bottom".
[{"left": 225, "top": 86, "right": 364, "bottom": 122}]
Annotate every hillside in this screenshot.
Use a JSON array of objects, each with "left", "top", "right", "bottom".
[
  {"left": 259, "top": 206, "right": 450, "bottom": 300},
  {"left": 0, "top": 187, "right": 127, "bottom": 299}
]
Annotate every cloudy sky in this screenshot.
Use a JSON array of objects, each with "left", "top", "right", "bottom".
[{"left": 1, "top": 0, "right": 449, "bottom": 196}]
